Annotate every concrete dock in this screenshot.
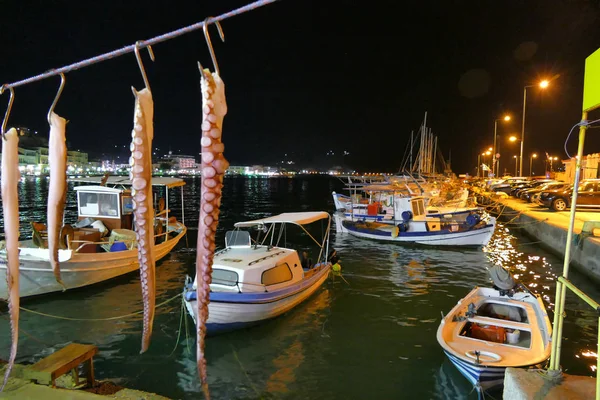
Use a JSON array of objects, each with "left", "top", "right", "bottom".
[
  {"left": 504, "top": 368, "right": 595, "bottom": 399},
  {"left": 0, "top": 363, "right": 170, "bottom": 399},
  {"left": 476, "top": 192, "right": 600, "bottom": 282}
]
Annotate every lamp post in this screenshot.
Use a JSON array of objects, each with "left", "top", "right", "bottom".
[
  {"left": 513, "top": 155, "right": 518, "bottom": 176},
  {"left": 529, "top": 153, "right": 537, "bottom": 176},
  {"left": 520, "top": 80, "right": 549, "bottom": 176},
  {"left": 493, "top": 115, "right": 511, "bottom": 177},
  {"left": 549, "top": 156, "right": 558, "bottom": 172}
]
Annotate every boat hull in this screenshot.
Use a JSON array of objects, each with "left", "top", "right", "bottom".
[
  {"left": 184, "top": 264, "right": 330, "bottom": 335},
  {"left": 0, "top": 224, "right": 187, "bottom": 299},
  {"left": 443, "top": 350, "right": 506, "bottom": 391}
]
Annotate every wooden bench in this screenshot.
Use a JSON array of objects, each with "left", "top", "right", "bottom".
[{"left": 27, "top": 343, "right": 98, "bottom": 387}]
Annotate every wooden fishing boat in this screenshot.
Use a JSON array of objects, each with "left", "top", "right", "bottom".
[
  {"left": 334, "top": 196, "right": 495, "bottom": 247},
  {"left": 183, "top": 212, "right": 333, "bottom": 334},
  {"left": 437, "top": 267, "right": 552, "bottom": 392},
  {"left": 0, "top": 176, "right": 188, "bottom": 299}
]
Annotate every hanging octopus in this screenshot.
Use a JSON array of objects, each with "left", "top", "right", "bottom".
[
  {"left": 47, "top": 112, "right": 68, "bottom": 288},
  {"left": 1, "top": 128, "right": 21, "bottom": 391},
  {"left": 129, "top": 87, "right": 156, "bottom": 353},
  {"left": 195, "top": 66, "right": 228, "bottom": 399}
]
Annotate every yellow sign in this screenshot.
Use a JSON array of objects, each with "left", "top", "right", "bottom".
[{"left": 583, "top": 47, "right": 600, "bottom": 112}]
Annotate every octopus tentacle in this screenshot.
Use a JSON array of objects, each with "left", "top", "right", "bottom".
[
  {"left": 130, "top": 87, "right": 156, "bottom": 353},
  {"left": 47, "top": 112, "right": 68, "bottom": 289},
  {"left": 1, "top": 128, "right": 21, "bottom": 391},
  {"left": 196, "top": 68, "right": 228, "bottom": 400}
]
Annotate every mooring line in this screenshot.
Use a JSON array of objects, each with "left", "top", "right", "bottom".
[{"left": 12, "top": 293, "right": 182, "bottom": 321}]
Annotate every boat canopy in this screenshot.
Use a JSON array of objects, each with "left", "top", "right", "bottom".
[
  {"left": 70, "top": 176, "right": 186, "bottom": 188},
  {"left": 73, "top": 186, "right": 123, "bottom": 193},
  {"left": 234, "top": 212, "right": 330, "bottom": 228}
]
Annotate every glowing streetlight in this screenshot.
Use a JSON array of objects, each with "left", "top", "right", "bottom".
[
  {"left": 529, "top": 153, "right": 538, "bottom": 176},
  {"left": 520, "top": 79, "right": 551, "bottom": 176},
  {"left": 509, "top": 136, "right": 518, "bottom": 142},
  {"left": 493, "top": 114, "right": 512, "bottom": 176}
]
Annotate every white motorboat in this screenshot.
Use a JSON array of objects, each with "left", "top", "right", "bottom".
[
  {"left": 0, "top": 176, "right": 188, "bottom": 299},
  {"left": 437, "top": 267, "right": 552, "bottom": 392},
  {"left": 183, "top": 211, "right": 333, "bottom": 334}
]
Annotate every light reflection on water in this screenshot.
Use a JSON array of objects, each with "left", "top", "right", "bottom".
[{"left": 0, "top": 176, "right": 598, "bottom": 398}]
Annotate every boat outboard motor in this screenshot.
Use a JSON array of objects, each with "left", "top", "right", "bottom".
[{"left": 488, "top": 265, "right": 516, "bottom": 293}]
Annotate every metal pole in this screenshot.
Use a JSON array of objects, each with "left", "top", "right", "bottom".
[
  {"left": 165, "top": 187, "right": 169, "bottom": 242},
  {"left": 477, "top": 154, "right": 480, "bottom": 178},
  {"left": 514, "top": 157, "right": 517, "bottom": 176},
  {"left": 520, "top": 87, "right": 527, "bottom": 176},
  {"left": 493, "top": 120, "right": 498, "bottom": 176},
  {"left": 530, "top": 155, "right": 533, "bottom": 176},
  {"left": 549, "top": 111, "right": 588, "bottom": 371}
]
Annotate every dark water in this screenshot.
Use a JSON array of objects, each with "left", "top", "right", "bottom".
[{"left": 0, "top": 176, "right": 598, "bottom": 399}]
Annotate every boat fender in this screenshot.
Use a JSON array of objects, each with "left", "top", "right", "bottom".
[
  {"left": 332, "top": 263, "right": 341, "bottom": 272},
  {"left": 401, "top": 211, "right": 413, "bottom": 221},
  {"left": 397, "top": 221, "right": 409, "bottom": 233},
  {"left": 466, "top": 214, "right": 480, "bottom": 227}
]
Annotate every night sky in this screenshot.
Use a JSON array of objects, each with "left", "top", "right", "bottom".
[{"left": 1, "top": 0, "right": 599, "bottom": 174}]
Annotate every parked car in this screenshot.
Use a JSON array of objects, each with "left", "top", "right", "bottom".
[
  {"left": 522, "top": 182, "right": 567, "bottom": 202},
  {"left": 511, "top": 179, "right": 554, "bottom": 197},
  {"left": 488, "top": 177, "right": 529, "bottom": 192},
  {"left": 538, "top": 179, "right": 600, "bottom": 211},
  {"left": 491, "top": 178, "right": 531, "bottom": 195}
]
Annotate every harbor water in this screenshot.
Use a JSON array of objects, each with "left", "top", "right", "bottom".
[{"left": 0, "top": 176, "right": 598, "bottom": 399}]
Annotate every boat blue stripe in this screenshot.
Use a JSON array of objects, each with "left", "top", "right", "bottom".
[{"left": 444, "top": 351, "right": 505, "bottom": 389}]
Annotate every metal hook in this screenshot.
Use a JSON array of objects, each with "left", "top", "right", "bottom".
[
  {"left": 0, "top": 85, "right": 15, "bottom": 137},
  {"left": 203, "top": 17, "right": 225, "bottom": 75},
  {"left": 48, "top": 73, "right": 66, "bottom": 125},
  {"left": 134, "top": 41, "right": 155, "bottom": 91}
]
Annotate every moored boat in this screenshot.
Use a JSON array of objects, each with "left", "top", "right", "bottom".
[
  {"left": 334, "top": 196, "right": 495, "bottom": 247},
  {"left": 0, "top": 176, "right": 188, "bottom": 299},
  {"left": 183, "top": 211, "right": 334, "bottom": 334},
  {"left": 437, "top": 267, "right": 552, "bottom": 392}
]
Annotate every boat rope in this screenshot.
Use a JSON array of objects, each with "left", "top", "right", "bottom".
[
  {"left": 230, "top": 343, "right": 262, "bottom": 398},
  {"left": 14, "top": 293, "right": 182, "bottom": 321},
  {"left": 1, "top": 0, "right": 279, "bottom": 90},
  {"left": 504, "top": 217, "right": 550, "bottom": 227},
  {"left": 169, "top": 294, "right": 188, "bottom": 357}
]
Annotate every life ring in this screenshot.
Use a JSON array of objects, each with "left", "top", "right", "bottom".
[{"left": 465, "top": 350, "right": 502, "bottom": 363}]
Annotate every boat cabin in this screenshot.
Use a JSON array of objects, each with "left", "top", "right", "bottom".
[
  {"left": 74, "top": 186, "right": 134, "bottom": 230},
  {"left": 203, "top": 212, "right": 332, "bottom": 294},
  {"left": 211, "top": 244, "right": 305, "bottom": 293}
]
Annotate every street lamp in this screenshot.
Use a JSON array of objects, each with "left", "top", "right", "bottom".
[
  {"left": 493, "top": 115, "right": 511, "bottom": 177},
  {"left": 549, "top": 156, "right": 559, "bottom": 172},
  {"left": 520, "top": 79, "right": 550, "bottom": 176},
  {"left": 513, "top": 155, "right": 518, "bottom": 176},
  {"left": 529, "top": 153, "right": 537, "bottom": 176}
]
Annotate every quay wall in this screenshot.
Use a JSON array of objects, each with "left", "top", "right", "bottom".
[{"left": 484, "top": 196, "right": 600, "bottom": 283}]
